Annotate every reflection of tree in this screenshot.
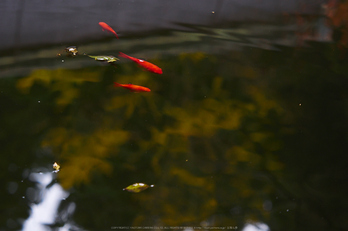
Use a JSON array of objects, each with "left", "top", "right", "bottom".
[
  {"left": 16, "top": 68, "right": 101, "bottom": 107},
  {"left": 132, "top": 72, "right": 285, "bottom": 227},
  {"left": 42, "top": 128, "right": 128, "bottom": 189},
  {"left": 6, "top": 45, "right": 348, "bottom": 230},
  {"left": 325, "top": 0, "right": 348, "bottom": 48},
  {"left": 13, "top": 52, "right": 286, "bottom": 229},
  {"left": 256, "top": 43, "right": 348, "bottom": 230}
]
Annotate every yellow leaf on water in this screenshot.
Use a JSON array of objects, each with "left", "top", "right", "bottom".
[
  {"left": 53, "top": 162, "right": 60, "bottom": 172},
  {"left": 123, "top": 183, "right": 154, "bottom": 193}
]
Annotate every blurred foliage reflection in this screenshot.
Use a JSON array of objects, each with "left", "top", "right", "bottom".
[{"left": 2, "top": 40, "right": 348, "bottom": 230}]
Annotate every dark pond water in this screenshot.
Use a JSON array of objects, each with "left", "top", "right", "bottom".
[{"left": 1, "top": 0, "right": 348, "bottom": 231}]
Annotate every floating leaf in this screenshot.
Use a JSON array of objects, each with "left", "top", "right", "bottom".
[
  {"left": 65, "top": 46, "right": 78, "bottom": 56},
  {"left": 53, "top": 162, "right": 60, "bottom": 172},
  {"left": 123, "top": 183, "right": 154, "bottom": 193},
  {"left": 88, "top": 55, "right": 119, "bottom": 63}
]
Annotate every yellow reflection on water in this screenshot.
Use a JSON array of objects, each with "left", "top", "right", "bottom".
[
  {"left": 13, "top": 52, "right": 288, "bottom": 227},
  {"left": 16, "top": 68, "right": 101, "bottom": 106},
  {"left": 42, "top": 128, "right": 128, "bottom": 189}
]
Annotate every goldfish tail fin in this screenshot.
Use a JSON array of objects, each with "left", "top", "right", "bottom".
[
  {"left": 118, "top": 52, "right": 129, "bottom": 59},
  {"left": 114, "top": 82, "right": 122, "bottom": 88}
]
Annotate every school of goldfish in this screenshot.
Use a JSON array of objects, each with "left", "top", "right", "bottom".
[{"left": 62, "top": 22, "right": 163, "bottom": 93}]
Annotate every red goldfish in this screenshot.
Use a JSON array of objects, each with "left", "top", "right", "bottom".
[
  {"left": 114, "top": 82, "right": 151, "bottom": 92},
  {"left": 99, "top": 22, "right": 119, "bottom": 39},
  {"left": 118, "top": 52, "right": 163, "bottom": 74}
]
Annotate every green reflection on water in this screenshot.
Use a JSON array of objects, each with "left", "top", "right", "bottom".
[
  {"left": 2, "top": 40, "right": 348, "bottom": 230},
  {"left": 12, "top": 50, "right": 284, "bottom": 226}
]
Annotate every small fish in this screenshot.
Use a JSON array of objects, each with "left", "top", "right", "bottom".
[
  {"left": 114, "top": 82, "right": 151, "bottom": 92},
  {"left": 88, "top": 55, "right": 119, "bottom": 63},
  {"left": 123, "top": 183, "right": 154, "bottom": 193},
  {"left": 99, "top": 22, "right": 119, "bottom": 39},
  {"left": 118, "top": 52, "right": 163, "bottom": 74}
]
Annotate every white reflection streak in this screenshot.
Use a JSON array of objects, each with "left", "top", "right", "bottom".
[
  {"left": 22, "top": 172, "right": 69, "bottom": 231},
  {"left": 242, "top": 222, "right": 270, "bottom": 231}
]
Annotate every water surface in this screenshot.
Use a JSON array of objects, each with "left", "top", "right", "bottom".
[{"left": 1, "top": 1, "right": 348, "bottom": 231}]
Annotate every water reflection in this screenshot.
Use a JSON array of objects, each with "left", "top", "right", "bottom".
[
  {"left": 13, "top": 49, "right": 286, "bottom": 229},
  {"left": 1, "top": 1, "right": 348, "bottom": 231},
  {"left": 242, "top": 222, "right": 270, "bottom": 231},
  {"left": 22, "top": 172, "right": 71, "bottom": 231}
]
